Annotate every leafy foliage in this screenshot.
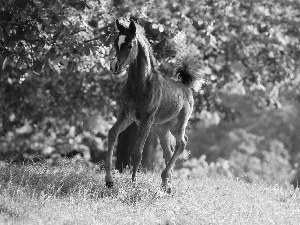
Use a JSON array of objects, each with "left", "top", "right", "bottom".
[
  {"left": 178, "top": 129, "right": 293, "bottom": 185},
  {"left": 0, "top": 0, "right": 119, "bottom": 160}
]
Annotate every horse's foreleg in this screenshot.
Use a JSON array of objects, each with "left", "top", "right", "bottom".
[
  {"left": 105, "top": 111, "right": 132, "bottom": 188},
  {"left": 131, "top": 116, "right": 154, "bottom": 182}
]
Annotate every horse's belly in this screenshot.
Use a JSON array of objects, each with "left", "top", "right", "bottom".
[{"left": 154, "top": 102, "right": 183, "bottom": 124}]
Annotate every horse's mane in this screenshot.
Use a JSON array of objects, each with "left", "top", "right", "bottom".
[{"left": 134, "top": 22, "right": 158, "bottom": 72}]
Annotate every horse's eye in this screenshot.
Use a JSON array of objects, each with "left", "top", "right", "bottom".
[{"left": 128, "top": 44, "right": 133, "bottom": 49}]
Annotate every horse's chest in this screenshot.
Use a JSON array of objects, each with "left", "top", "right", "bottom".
[
  {"left": 121, "top": 98, "right": 137, "bottom": 120},
  {"left": 119, "top": 80, "right": 161, "bottom": 121},
  {"left": 120, "top": 97, "right": 150, "bottom": 121}
]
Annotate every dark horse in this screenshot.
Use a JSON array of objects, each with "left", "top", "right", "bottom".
[{"left": 106, "top": 18, "right": 204, "bottom": 192}]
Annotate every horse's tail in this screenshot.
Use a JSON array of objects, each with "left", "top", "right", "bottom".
[{"left": 175, "top": 55, "right": 205, "bottom": 92}]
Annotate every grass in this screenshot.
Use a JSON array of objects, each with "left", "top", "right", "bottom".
[{"left": 1, "top": 159, "right": 300, "bottom": 225}]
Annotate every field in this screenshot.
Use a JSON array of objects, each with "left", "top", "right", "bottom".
[{"left": 1, "top": 159, "right": 300, "bottom": 225}]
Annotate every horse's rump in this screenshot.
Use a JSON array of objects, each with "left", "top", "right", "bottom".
[{"left": 153, "top": 78, "right": 193, "bottom": 124}]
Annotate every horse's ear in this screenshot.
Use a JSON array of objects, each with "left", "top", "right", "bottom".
[
  {"left": 116, "top": 19, "right": 125, "bottom": 32},
  {"left": 129, "top": 20, "right": 136, "bottom": 34}
]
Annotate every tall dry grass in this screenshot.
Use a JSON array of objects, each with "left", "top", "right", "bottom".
[{"left": 1, "top": 159, "right": 300, "bottom": 224}]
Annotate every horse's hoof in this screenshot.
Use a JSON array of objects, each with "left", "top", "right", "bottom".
[
  {"left": 165, "top": 187, "right": 171, "bottom": 194},
  {"left": 106, "top": 181, "right": 114, "bottom": 188},
  {"left": 161, "top": 184, "right": 172, "bottom": 194}
]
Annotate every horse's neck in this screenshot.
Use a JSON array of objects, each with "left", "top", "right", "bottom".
[{"left": 127, "top": 41, "right": 152, "bottom": 93}]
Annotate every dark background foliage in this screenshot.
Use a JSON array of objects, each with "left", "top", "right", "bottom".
[{"left": 1, "top": 0, "right": 300, "bottom": 185}]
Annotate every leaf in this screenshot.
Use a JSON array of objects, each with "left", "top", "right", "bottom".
[
  {"left": 52, "top": 55, "right": 62, "bottom": 65},
  {"left": 44, "top": 48, "right": 56, "bottom": 62},
  {"left": 205, "top": 34, "right": 217, "bottom": 47},
  {"left": 205, "top": 35, "right": 211, "bottom": 45},
  {"left": 61, "top": 58, "right": 69, "bottom": 67},
  {"left": 84, "top": 45, "right": 91, "bottom": 56},
  {"left": 55, "top": 1, "right": 63, "bottom": 12},
  {"left": 64, "top": 26, "right": 71, "bottom": 37},
  {"left": 158, "top": 24, "right": 164, "bottom": 33},
  {"left": 152, "top": 23, "right": 159, "bottom": 29},
  {"left": 53, "top": 32, "right": 60, "bottom": 41},
  {"left": 209, "top": 34, "right": 217, "bottom": 46},
  {"left": 274, "top": 100, "right": 282, "bottom": 109},
  {"left": 200, "top": 31, "right": 207, "bottom": 38},
  {"left": 18, "top": 62, "right": 27, "bottom": 69},
  {"left": 78, "top": 44, "right": 91, "bottom": 56},
  {"left": 76, "top": 43, "right": 83, "bottom": 52},
  {"left": 2, "top": 57, "right": 10, "bottom": 69},
  {"left": 197, "top": 21, "right": 206, "bottom": 30},
  {"left": 26, "top": 69, "right": 34, "bottom": 78},
  {"left": 16, "top": 120, "right": 33, "bottom": 134},
  {"left": 20, "top": 12, "right": 27, "bottom": 22},
  {"left": 268, "top": 51, "right": 275, "bottom": 58},
  {"left": 99, "top": 58, "right": 106, "bottom": 67}
]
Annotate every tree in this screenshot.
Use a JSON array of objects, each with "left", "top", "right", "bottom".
[
  {"left": 1, "top": 0, "right": 300, "bottom": 176},
  {"left": 0, "top": 0, "right": 118, "bottom": 160}
]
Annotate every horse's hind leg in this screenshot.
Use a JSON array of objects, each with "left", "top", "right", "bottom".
[
  {"left": 105, "top": 111, "right": 132, "bottom": 188},
  {"left": 161, "top": 131, "right": 188, "bottom": 193},
  {"left": 161, "top": 107, "right": 191, "bottom": 193},
  {"left": 154, "top": 125, "right": 174, "bottom": 166}
]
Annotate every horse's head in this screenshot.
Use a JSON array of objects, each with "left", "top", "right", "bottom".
[{"left": 110, "top": 19, "right": 138, "bottom": 74}]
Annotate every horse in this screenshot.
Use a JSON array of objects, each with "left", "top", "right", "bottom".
[{"left": 106, "top": 18, "right": 204, "bottom": 192}]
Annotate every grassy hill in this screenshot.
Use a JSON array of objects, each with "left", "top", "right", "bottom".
[{"left": 1, "top": 159, "right": 300, "bottom": 225}]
